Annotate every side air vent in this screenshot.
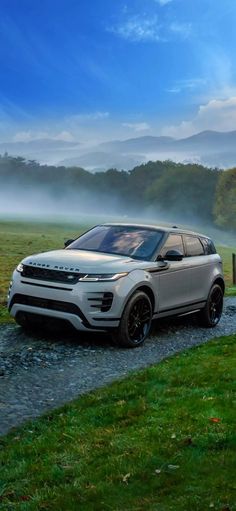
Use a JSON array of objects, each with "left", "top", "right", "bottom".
[{"left": 87, "top": 292, "right": 113, "bottom": 312}]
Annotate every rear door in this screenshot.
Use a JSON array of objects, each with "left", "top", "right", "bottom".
[{"left": 183, "top": 235, "right": 213, "bottom": 302}]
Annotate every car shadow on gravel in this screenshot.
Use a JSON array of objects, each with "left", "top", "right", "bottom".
[
  {"left": 17, "top": 320, "right": 114, "bottom": 349},
  {"left": 12, "top": 312, "right": 201, "bottom": 349}
]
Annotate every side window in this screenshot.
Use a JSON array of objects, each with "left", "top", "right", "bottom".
[
  {"left": 160, "top": 234, "right": 184, "bottom": 257},
  {"left": 201, "top": 237, "right": 217, "bottom": 255},
  {"left": 184, "top": 236, "right": 204, "bottom": 256}
]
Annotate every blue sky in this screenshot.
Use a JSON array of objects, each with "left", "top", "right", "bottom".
[{"left": 1, "top": 0, "right": 236, "bottom": 143}]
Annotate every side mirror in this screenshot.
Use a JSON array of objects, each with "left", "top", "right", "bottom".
[
  {"left": 164, "top": 249, "right": 183, "bottom": 261},
  {"left": 64, "top": 239, "right": 75, "bottom": 248}
]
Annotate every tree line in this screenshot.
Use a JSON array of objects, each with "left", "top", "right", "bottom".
[{"left": 0, "top": 154, "right": 235, "bottom": 230}]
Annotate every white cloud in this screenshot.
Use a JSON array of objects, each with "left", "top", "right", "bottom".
[
  {"left": 53, "top": 131, "right": 75, "bottom": 142},
  {"left": 169, "top": 21, "right": 192, "bottom": 39},
  {"left": 166, "top": 87, "right": 181, "bottom": 94},
  {"left": 109, "top": 13, "right": 192, "bottom": 43},
  {"left": 13, "top": 131, "right": 34, "bottom": 142},
  {"left": 68, "top": 111, "right": 110, "bottom": 122},
  {"left": 12, "top": 130, "right": 75, "bottom": 143},
  {"left": 162, "top": 96, "right": 236, "bottom": 138},
  {"left": 122, "top": 122, "right": 150, "bottom": 132},
  {"left": 179, "top": 78, "right": 207, "bottom": 89},
  {"left": 166, "top": 78, "right": 207, "bottom": 94},
  {"left": 156, "top": 0, "right": 173, "bottom": 5},
  {"left": 109, "top": 15, "right": 161, "bottom": 42}
]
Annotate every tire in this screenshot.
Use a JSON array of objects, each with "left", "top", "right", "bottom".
[
  {"left": 113, "top": 290, "right": 153, "bottom": 348},
  {"left": 199, "top": 284, "right": 224, "bottom": 328}
]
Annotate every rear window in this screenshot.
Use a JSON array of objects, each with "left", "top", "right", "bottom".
[
  {"left": 184, "top": 235, "right": 204, "bottom": 256},
  {"left": 201, "top": 237, "right": 217, "bottom": 254}
]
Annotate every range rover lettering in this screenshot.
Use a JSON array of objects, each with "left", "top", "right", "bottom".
[{"left": 8, "top": 224, "right": 224, "bottom": 347}]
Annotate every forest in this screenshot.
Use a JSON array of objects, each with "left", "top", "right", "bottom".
[{"left": 0, "top": 154, "right": 235, "bottom": 231}]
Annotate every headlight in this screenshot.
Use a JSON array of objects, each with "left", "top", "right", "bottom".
[
  {"left": 79, "top": 272, "right": 128, "bottom": 282},
  {"left": 7, "top": 280, "right": 13, "bottom": 300},
  {"left": 16, "top": 262, "right": 24, "bottom": 273}
]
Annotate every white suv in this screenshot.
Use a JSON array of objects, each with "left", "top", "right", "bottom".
[{"left": 8, "top": 223, "right": 224, "bottom": 347}]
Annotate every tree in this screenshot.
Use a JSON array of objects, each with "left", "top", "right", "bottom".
[
  {"left": 214, "top": 168, "right": 236, "bottom": 230},
  {"left": 128, "top": 160, "right": 168, "bottom": 204},
  {"left": 145, "top": 163, "right": 219, "bottom": 222}
]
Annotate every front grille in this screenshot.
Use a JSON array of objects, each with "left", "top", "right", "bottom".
[
  {"left": 22, "top": 265, "right": 85, "bottom": 284},
  {"left": 10, "top": 294, "right": 82, "bottom": 317},
  {"left": 88, "top": 292, "right": 113, "bottom": 312}
]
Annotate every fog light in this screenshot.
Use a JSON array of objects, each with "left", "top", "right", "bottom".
[{"left": 16, "top": 262, "right": 24, "bottom": 273}]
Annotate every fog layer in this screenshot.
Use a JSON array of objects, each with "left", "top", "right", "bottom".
[{"left": 0, "top": 155, "right": 235, "bottom": 246}]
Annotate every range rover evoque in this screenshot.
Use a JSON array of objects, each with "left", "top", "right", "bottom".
[{"left": 8, "top": 223, "right": 225, "bottom": 347}]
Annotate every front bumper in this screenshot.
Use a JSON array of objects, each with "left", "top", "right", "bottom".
[{"left": 8, "top": 270, "right": 135, "bottom": 331}]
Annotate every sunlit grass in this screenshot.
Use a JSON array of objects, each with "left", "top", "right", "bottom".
[{"left": 217, "top": 246, "right": 236, "bottom": 293}]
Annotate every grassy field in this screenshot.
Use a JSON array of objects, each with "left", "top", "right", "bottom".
[
  {"left": 0, "top": 219, "right": 236, "bottom": 323},
  {"left": 0, "top": 334, "right": 235, "bottom": 510}
]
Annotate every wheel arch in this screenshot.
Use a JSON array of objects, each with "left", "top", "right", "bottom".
[
  {"left": 120, "top": 283, "right": 156, "bottom": 319},
  {"left": 212, "top": 277, "right": 225, "bottom": 294},
  {"left": 136, "top": 285, "right": 155, "bottom": 312},
  {"left": 123, "top": 285, "right": 155, "bottom": 314}
]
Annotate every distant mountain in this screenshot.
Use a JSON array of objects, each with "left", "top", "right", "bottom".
[
  {"left": 1, "top": 130, "right": 236, "bottom": 170},
  {"left": 99, "top": 136, "right": 175, "bottom": 153},
  {"left": 97, "top": 130, "right": 236, "bottom": 154},
  {"left": 175, "top": 130, "right": 236, "bottom": 152},
  {"left": 93, "top": 130, "right": 236, "bottom": 169},
  {"left": 0, "top": 139, "right": 80, "bottom": 165},
  {"left": 180, "top": 129, "right": 236, "bottom": 144}
]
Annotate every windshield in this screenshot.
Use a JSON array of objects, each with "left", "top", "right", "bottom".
[{"left": 67, "top": 225, "right": 164, "bottom": 260}]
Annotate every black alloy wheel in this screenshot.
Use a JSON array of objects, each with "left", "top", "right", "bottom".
[
  {"left": 113, "top": 290, "right": 153, "bottom": 348},
  {"left": 199, "top": 284, "right": 224, "bottom": 327}
]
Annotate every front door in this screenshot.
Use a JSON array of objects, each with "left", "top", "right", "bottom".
[{"left": 157, "top": 234, "right": 190, "bottom": 312}]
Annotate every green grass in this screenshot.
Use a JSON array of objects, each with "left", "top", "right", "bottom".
[
  {"left": 217, "top": 246, "right": 236, "bottom": 295},
  {"left": 0, "top": 334, "right": 236, "bottom": 510},
  {"left": 0, "top": 219, "right": 235, "bottom": 324}
]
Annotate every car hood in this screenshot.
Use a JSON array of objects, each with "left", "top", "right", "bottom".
[{"left": 21, "top": 249, "right": 156, "bottom": 274}]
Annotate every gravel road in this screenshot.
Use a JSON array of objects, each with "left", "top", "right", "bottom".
[{"left": 1, "top": 297, "right": 236, "bottom": 436}]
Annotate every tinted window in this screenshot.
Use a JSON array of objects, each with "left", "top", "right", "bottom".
[
  {"left": 185, "top": 236, "right": 204, "bottom": 256},
  {"left": 201, "top": 238, "right": 217, "bottom": 255},
  {"left": 67, "top": 225, "right": 164, "bottom": 260},
  {"left": 160, "top": 234, "right": 184, "bottom": 257}
]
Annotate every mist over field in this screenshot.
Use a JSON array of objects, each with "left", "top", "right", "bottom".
[
  {"left": 0, "top": 180, "right": 175, "bottom": 230},
  {"left": 0, "top": 184, "right": 127, "bottom": 219},
  {"left": 0, "top": 167, "right": 236, "bottom": 248},
  {"left": 0, "top": 154, "right": 235, "bottom": 233}
]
